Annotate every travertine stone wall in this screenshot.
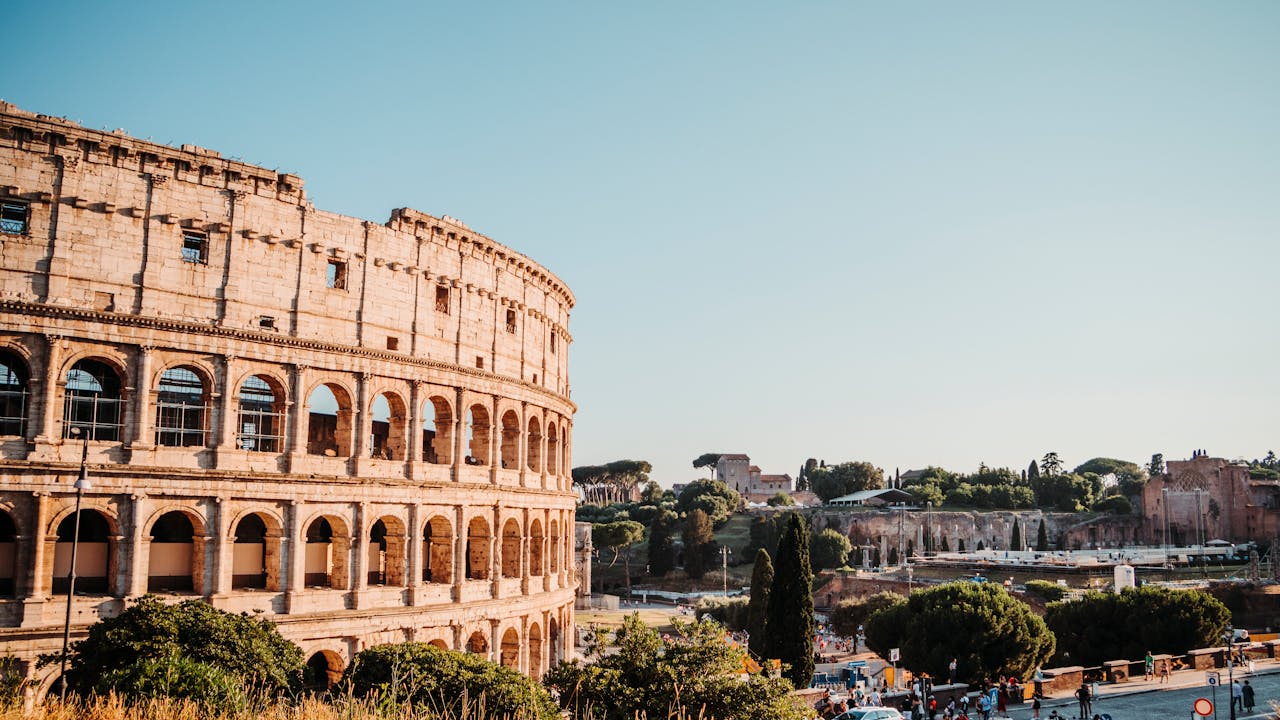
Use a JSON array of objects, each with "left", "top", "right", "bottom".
[{"left": 0, "top": 102, "right": 577, "bottom": 693}]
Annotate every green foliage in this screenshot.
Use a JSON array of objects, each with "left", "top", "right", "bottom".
[
  {"left": 767, "top": 492, "right": 795, "bottom": 507},
  {"left": 342, "top": 642, "right": 557, "bottom": 719},
  {"left": 1036, "top": 519, "right": 1049, "bottom": 551},
  {"left": 648, "top": 509, "right": 678, "bottom": 577},
  {"left": 1040, "top": 452, "right": 1063, "bottom": 475},
  {"left": 829, "top": 591, "right": 905, "bottom": 638},
  {"left": 1093, "top": 495, "right": 1133, "bottom": 514},
  {"left": 1027, "top": 460, "right": 1040, "bottom": 482},
  {"left": 1147, "top": 453, "right": 1165, "bottom": 476},
  {"left": 764, "top": 513, "right": 815, "bottom": 689},
  {"left": 682, "top": 509, "right": 716, "bottom": 579},
  {"left": 1073, "top": 457, "right": 1146, "bottom": 481},
  {"left": 946, "top": 483, "right": 1034, "bottom": 509},
  {"left": 573, "top": 460, "right": 653, "bottom": 505},
  {"left": 692, "top": 453, "right": 723, "bottom": 470},
  {"left": 592, "top": 521, "right": 645, "bottom": 562},
  {"left": 1046, "top": 587, "right": 1231, "bottom": 667},
  {"left": 96, "top": 656, "right": 248, "bottom": 712},
  {"left": 1010, "top": 518, "right": 1022, "bottom": 550},
  {"left": 1034, "top": 472, "right": 1094, "bottom": 511},
  {"left": 907, "top": 482, "right": 945, "bottom": 507},
  {"left": 545, "top": 615, "right": 809, "bottom": 720},
  {"left": 747, "top": 549, "right": 774, "bottom": 658},
  {"left": 676, "top": 479, "right": 742, "bottom": 528},
  {"left": 52, "top": 596, "right": 303, "bottom": 701},
  {"left": 810, "top": 529, "right": 852, "bottom": 571},
  {"left": 863, "top": 582, "right": 1054, "bottom": 686},
  {"left": 1024, "top": 579, "right": 1067, "bottom": 602},
  {"left": 695, "top": 596, "right": 750, "bottom": 631},
  {"left": 744, "top": 514, "right": 780, "bottom": 559},
  {"left": 809, "top": 461, "right": 885, "bottom": 502}
]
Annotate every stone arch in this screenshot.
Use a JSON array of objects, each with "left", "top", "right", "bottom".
[
  {"left": 466, "top": 404, "right": 490, "bottom": 465},
  {"left": 367, "top": 516, "right": 407, "bottom": 586},
  {"left": 52, "top": 508, "right": 114, "bottom": 595},
  {"left": 528, "top": 622, "right": 543, "bottom": 679},
  {"left": 0, "top": 509, "right": 16, "bottom": 596},
  {"left": 549, "top": 519, "right": 560, "bottom": 574},
  {"left": 499, "top": 627, "right": 520, "bottom": 669},
  {"left": 529, "top": 518, "right": 544, "bottom": 577},
  {"left": 526, "top": 415, "right": 542, "bottom": 472},
  {"left": 0, "top": 348, "right": 31, "bottom": 438},
  {"left": 63, "top": 357, "right": 126, "bottom": 441},
  {"left": 423, "top": 515, "right": 453, "bottom": 583},
  {"left": 428, "top": 638, "right": 449, "bottom": 650},
  {"left": 154, "top": 365, "right": 212, "bottom": 447},
  {"left": 304, "top": 515, "right": 352, "bottom": 589},
  {"left": 369, "top": 390, "right": 408, "bottom": 460},
  {"left": 558, "top": 421, "right": 569, "bottom": 477},
  {"left": 549, "top": 616, "right": 562, "bottom": 665},
  {"left": 546, "top": 423, "right": 559, "bottom": 478},
  {"left": 466, "top": 516, "right": 491, "bottom": 580},
  {"left": 306, "top": 381, "right": 354, "bottom": 457},
  {"left": 237, "top": 374, "right": 287, "bottom": 453},
  {"left": 499, "top": 410, "right": 520, "bottom": 469},
  {"left": 465, "top": 630, "right": 488, "bottom": 655},
  {"left": 304, "top": 650, "right": 344, "bottom": 693},
  {"left": 146, "top": 508, "right": 207, "bottom": 594},
  {"left": 501, "top": 518, "right": 521, "bottom": 579},
  {"left": 422, "top": 395, "right": 453, "bottom": 465},
  {"left": 232, "top": 510, "right": 283, "bottom": 591}
]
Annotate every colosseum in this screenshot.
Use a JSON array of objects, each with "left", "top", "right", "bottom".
[{"left": 0, "top": 102, "right": 577, "bottom": 693}]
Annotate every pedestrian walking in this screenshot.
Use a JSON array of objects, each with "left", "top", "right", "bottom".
[
  {"left": 1159, "top": 659, "right": 1170, "bottom": 684},
  {"left": 1143, "top": 650, "right": 1154, "bottom": 680},
  {"left": 1075, "top": 683, "right": 1091, "bottom": 720},
  {"left": 1232, "top": 679, "right": 1243, "bottom": 712},
  {"left": 1031, "top": 695, "right": 1042, "bottom": 719},
  {"left": 1243, "top": 680, "right": 1255, "bottom": 713}
]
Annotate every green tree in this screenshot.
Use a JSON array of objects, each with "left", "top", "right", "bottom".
[
  {"left": 647, "top": 509, "right": 677, "bottom": 577},
  {"left": 593, "top": 520, "right": 645, "bottom": 597},
  {"left": 809, "top": 461, "right": 885, "bottom": 502},
  {"left": 829, "top": 591, "right": 905, "bottom": 638},
  {"left": 1034, "top": 472, "right": 1094, "bottom": 511},
  {"left": 682, "top": 509, "right": 715, "bottom": 579},
  {"left": 1093, "top": 495, "right": 1133, "bottom": 514},
  {"left": 764, "top": 513, "right": 815, "bottom": 689},
  {"left": 545, "top": 615, "right": 809, "bottom": 720},
  {"left": 53, "top": 596, "right": 303, "bottom": 701},
  {"left": 1010, "top": 518, "right": 1022, "bottom": 550},
  {"left": 692, "top": 452, "right": 723, "bottom": 472},
  {"left": 864, "top": 582, "right": 1054, "bottom": 686},
  {"left": 573, "top": 460, "right": 653, "bottom": 505},
  {"left": 1147, "top": 453, "right": 1166, "bottom": 476},
  {"left": 1027, "top": 460, "right": 1040, "bottom": 483},
  {"left": 745, "top": 514, "right": 779, "bottom": 558},
  {"left": 1036, "top": 518, "right": 1049, "bottom": 551},
  {"left": 342, "top": 642, "right": 557, "bottom": 719},
  {"left": 747, "top": 549, "right": 774, "bottom": 658},
  {"left": 767, "top": 491, "right": 795, "bottom": 507},
  {"left": 811, "top": 529, "right": 852, "bottom": 570},
  {"left": 940, "top": 536, "right": 950, "bottom": 552},
  {"left": 676, "top": 479, "right": 741, "bottom": 527},
  {"left": 1046, "top": 587, "right": 1231, "bottom": 667},
  {"left": 1041, "top": 452, "right": 1063, "bottom": 476},
  {"left": 695, "top": 596, "right": 750, "bottom": 630}
]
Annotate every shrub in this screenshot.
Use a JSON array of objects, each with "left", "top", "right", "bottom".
[
  {"left": 695, "top": 596, "right": 749, "bottom": 631},
  {"left": 1024, "top": 579, "right": 1068, "bottom": 602},
  {"left": 829, "top": 591, "right": 906, "bottom": 638},
  {"left": 1046, "top": 586, "right": 1231, "bottom": 666}
]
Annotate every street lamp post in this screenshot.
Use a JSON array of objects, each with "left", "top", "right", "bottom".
[
  {"left": 721, "top": 546, "right": 731, "bottom": 596},
  {"left": 1226, "top": 627, "right": 1236, "bottom": 720},
  {"left": 59, "top": 427, "right": 92, "bottom": 700}
]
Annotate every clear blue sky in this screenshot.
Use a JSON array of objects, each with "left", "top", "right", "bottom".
[{"left": 7, "top": 1, "right": 1278, "bottom": 485}]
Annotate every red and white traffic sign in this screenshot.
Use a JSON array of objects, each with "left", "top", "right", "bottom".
[{"left": 1193, "top": 697, "right": 1214, "bottom": 717}]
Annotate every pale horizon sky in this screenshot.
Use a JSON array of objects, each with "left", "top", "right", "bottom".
[{"left": 6, "top": 1, "right": 1278, "bottom": 486}]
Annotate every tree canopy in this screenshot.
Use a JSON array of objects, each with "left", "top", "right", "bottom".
[
  {"left": 809, "top": 461, "right": 884, "bottom": 502},
  {"left": 810, "top": 528, "right": 852, "bottom": 570},
  {"left": 746, "top": 549, "right": 774, "bottom": 658},
  {"left": 764, "top": 513, "right": 815, "bottom": 689},
  {"left": 864, "top": 582, "right": 1055, "bottom": 686},
  {"left": 1045, "top": 586, "right": 1231, "bottom": 667},
  {"left": 829, "top": 591, "right": 905, "bottom": 638},
  {"left": 692, "top": 453, "right": 723, "bottom": 470},
  {"left": 573, "top": 460, "right": 653, "bottom": 505},
  {"left": 676, "top": 479, "right": 741, "bottom": 527}
]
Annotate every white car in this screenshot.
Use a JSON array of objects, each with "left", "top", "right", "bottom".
[{"left": 833, "top": 708, "right": 904, "bottom": 720}]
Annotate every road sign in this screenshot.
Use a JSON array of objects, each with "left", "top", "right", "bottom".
[
  {"left": 1194, "top": 697, "right": 1214, "bottom": 717},
  {"left": 1207, "top": 672, "right": 1219, "bottom": 686},
  {"left": 889, "top": 648, "right": 900, "bottom": 662}
]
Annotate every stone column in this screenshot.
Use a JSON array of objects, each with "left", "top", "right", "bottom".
[
  {"left": 491, "top": 505, "right": 501, "bottom": 598},
  {"left": 488, "top": 395, "right": 500, "bottom": 484},
  {"left": 286, "top": 365, "right": 308, "bottom": 472},
  {"left": 285, "top": 501, "right": 305, "bottom": 612},
  {"left": 489, "top": 618, "right": 502, "bottom": 665},
  {"left": 407, "top": 503, "right": 422, "bottom": 603},
  {"left": 352, "top": 503, "right": 368, "bottom": 607},
  {"left": 24, "top": 493, "right": 48, "bottom": 600},
  {"left": 209, "top": 498, "right": 229, "bottom": 598},
  {"left": 453, "top": 388, "right": 466, "bottom": 482},
  {"left": 518, "top": 401, "right": 528, "bottom": 487},
  {"left": 520, "top": 614, "right": 530, "bottom": 673},
  {"left": 36, "top": 335, "right": 63, "bottom": 443},
  {"left": 127, "top": 495, "right": 149, "bottom": 597},
  {"left": 520, "top": 507, "right": 530, "bottom": 594},
  {"left": 542, "top": 508, "right": 552, "bottom": 592},
  {"left": 129, "top": 346, "right": 155, "bottom": 451},
  {"left": 453, "top": 505, "right": 467, "bottom": 599},
  {"left": 406, "top": 381, "right": 422, "bottom": 479},
  {"left": 352, "top": 373, "right": 371, "bottom": 460},
  {"left": 213, "top": 355, "right": 238, "bottom": 464}
]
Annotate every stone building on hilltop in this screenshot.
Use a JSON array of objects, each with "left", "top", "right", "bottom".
[{"left": 0, "top": 102, "right": 576, "bottom": 694}]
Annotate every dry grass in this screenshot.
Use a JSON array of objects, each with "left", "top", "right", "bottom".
[{"left": 0, "top": 695, "right": 538, "bottom": 720}]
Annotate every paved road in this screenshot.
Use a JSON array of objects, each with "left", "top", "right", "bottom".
[{"left": 1002, "top": 671, "right": 1280, "bottom": 720}]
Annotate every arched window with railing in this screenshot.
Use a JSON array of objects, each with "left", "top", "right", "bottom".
[
  {"left": 155, "top": 366, "right": 208, "bottom": 447},
  {"left": 237, "top": 375, "right": 286, "bottom": 453},
  {"left": 63, "top": 359, "right": 124, "bottom": 441},
  {"left": 0, "top": 352, "right": 29, "bottom": 437}
]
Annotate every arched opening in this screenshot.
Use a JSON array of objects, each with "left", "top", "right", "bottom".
[
  {"left": 232, "top": 513, "right": 280, "bottom": 590},
  {"left": 466, "top": 517, "right": 490, "bottom": 580},
  {"left": 466, "top": 405, "right": 489, "bottom": 465},
  {"left": 428, "top": 638, "right": 449, "bottom": 650},
  {"left": 148, "top": 511, "right": 201, "bottom": 593},
  {"left": 528, "top": 623, "right": 543, "bottom": 679},
  {"left": 0, "top": 511, "right": 16, "bottom": 596},
  {"left": 500, "top": 628, "right": 520, "bottom": 669},
  {"left": 53, "top": 510, "right": 111, "bottom": 594},
  {"left": 466, "top": 631, "right": 488, "bottom": 655},
  {"left": 423, "top": 516, "right": 453, "bottom": 583},
  {"left": 546, "top": 424, "right": 559, "bottom": 478},
  {"left": 63, "top": 359, "right": 124, "bottom": 441},
  {"left": 155, "top": 366, "right": 208, "bottom": 447},
  {"left": 304, "top": 516, "right": 351, "bottom": 589},
  {"left": 529, "top": 519, "right": 544, "bottom": 577},
  {"left": 559, "top": 423, "right": 568, "bottom": 476},
  {"left": 367, "top": 517, "right": 406, "bottom": 586},
  {"left": 369, "top": 393, "right": 407, "bottom": 460},
  {"left": 238, "top": 375, "right": 285, "bottom": 452},
  {"left": 0, "top": 351, "right": 30, "bottom": 437},
  {"left": 304, "top": 650, "right": 343, "bottom": 693},
  {"left": 499, "top": 410, "right": 520, "bottom": 469},
  {"left": 549, "top": 520, "right": 560, "bottom": 574},
  {"left": 422, "top": 396, "right": 453, "bottom": 465},
  {"left": 549, "top": 617, "right": 562, "bottom": 665},
  {"left": 501, "top": 519, "right": 521, "bottom": 579},
  {"left": 526, "top": 416, "right": 542, "bottom": 472},
  {"left": 306, "top": 383, "right": 352, "bottom": 457}
]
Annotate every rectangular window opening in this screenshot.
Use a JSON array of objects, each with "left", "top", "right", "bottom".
[
  {"left": 0, "top": 202, "right": 28, "bottom": 235},
  {"left": 505, "top": 309, "right": 517, "bottom": 334},
  {"left": 326, "top": 259, "right": 347, "bottom": 289},
  {"left": 475, "top": 356, "right": 484, "bottom": 370},
  {"left": 386, "top": 336, "right": 399, "bottom": 351},
  {"left": 550, "top": 332, "right": 557, "bottom": 354},
  {"left": 435, "top": 285, "right": 450, "bottom": 314},
  {"left": 258, "top": 316, "right": 277, "bottom": 330},
  {"left": 181, "top": 231, "right": 208, "bottom": 264}
]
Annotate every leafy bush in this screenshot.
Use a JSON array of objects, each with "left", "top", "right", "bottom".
[
  {"left": 1093, "top": 495, "right": 1132, "bottom": 514},
  {"left": 767, "top": 492, "right": 795, "bottom": 507},
  {"left": 695, "top": 596, "right": 749, "bottom": 631},
  {"left": 810, "top": 529, "right": 852, "bottom": 570},
  {"left": 97, "top": 655, "right": 248, "bottom": 711},
  {"left": 1024, "top": 579, "right": 1067, "bottom": 602},
  {"left": 829, "top": 591, "right": 905, "bottom": 638},
  {"left": 676, "top": 479, "right": 741, "bottom": 528},
  {"left": 342, "top": 642, "right": 558, "bottom": 719},
  {"left": 1045, "top": 586, "right": 1231, "bottom": 666}
]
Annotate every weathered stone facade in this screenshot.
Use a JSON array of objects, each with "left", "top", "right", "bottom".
[
  {"left": 0, "top": 102, "right": 576, "bottom": 692},
  {"left": 1143, "top": 454, "right": 1280, "bottom": 546}
]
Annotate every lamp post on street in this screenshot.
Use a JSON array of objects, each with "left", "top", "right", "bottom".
[
  {"left": 721, "top": 545, "right": 732, "bottom": 596},
  {"left": 59, "top": 427, "right": 92, "bottom": 699},
  {"left": 1225, "top": 626, "right": 1237, "bottom": 720}
]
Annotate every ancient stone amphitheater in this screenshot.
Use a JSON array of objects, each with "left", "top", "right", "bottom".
[{"left": 0, "top": 102, "right": 577, "bottom": 694}]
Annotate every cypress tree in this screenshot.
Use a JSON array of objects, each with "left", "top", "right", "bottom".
[
  {"left": 888, "top": 547, "right": 899, "bottom": 566},
  {"left": 958, "top": 539, "right": 966, "bottom": 552},
  {"left": 764, "top": 513, "right": 814, "bottom": 689},
  {"left": 682, "top": 509, "right": 714, "bottom": 579},
  {"left": 1036, "top": 519, "right": 1049, "bottom": 551},
  {"left": 1010, "top": 518, "right": 1022, "bottom": 551},
  {"left": 648, "top": 510, "right": 676, "bottom": 577},
  {"left": 746, "top": 548, "right": 774, "bottom": 659},
  {"left": 941, "top": 536, "right": 950, "bottom": 552},
  {"left": 977, "top": 540, "right": 985, "bottom": 551}
]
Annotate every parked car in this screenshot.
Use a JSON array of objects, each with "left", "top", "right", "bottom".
[{"left": 834, "top": 708, "right": 904, "bottom": 720}]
